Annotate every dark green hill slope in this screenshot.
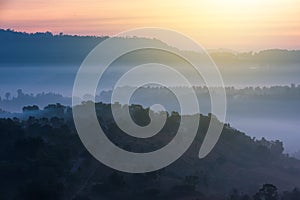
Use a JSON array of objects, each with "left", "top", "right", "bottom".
[{"left": 0, "top": 103, "right": 299, "bottom": 199}]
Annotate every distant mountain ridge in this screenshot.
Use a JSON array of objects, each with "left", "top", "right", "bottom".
[
  {"left": 1, "top": 28, "right": 300, "bottom": 66},
  {"left": 0, "top": 29, "right": 107, "bottom": 65}
]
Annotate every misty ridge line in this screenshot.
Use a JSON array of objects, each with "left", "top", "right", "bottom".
[
  {"left": 1, "top": 84, "right": 300, "bottom": 98},
  {"left": 0, "top": 84, "right": 299, "bottom": 113},
  {"left": 1, "top": 28, "right": 300, "bottom": 66}
]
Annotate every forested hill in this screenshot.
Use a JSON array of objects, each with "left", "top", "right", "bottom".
[
  {"left": 0, "top": 102, "right": 300, "bottom": 199},
  {"left": 1, "top": 28, "right": 300, "bottom": 66},
  {"left": 0, "top": 29, "right": 107, "bottom": 64}
]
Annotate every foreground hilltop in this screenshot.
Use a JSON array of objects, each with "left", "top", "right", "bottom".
[{"left": 0, "top": 102, "right": 300, "bottom": 199}]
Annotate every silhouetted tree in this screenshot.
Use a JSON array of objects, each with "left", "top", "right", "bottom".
[
  {"left": 23, "top": 105, "right": 40, "bottom": 112},
  {"left": 270, "top": 140, "right": 284, "bottom": 156},
  {"left": 17, "top": 89, "right": 24, "bottom": 98},
  {"left": 5, "top": 92, "right": 10, "bottom": 100},
  {"left": 254, "top": 184, "right": 279, "bottom": 200}
]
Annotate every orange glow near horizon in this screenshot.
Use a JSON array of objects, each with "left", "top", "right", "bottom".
[{"left": 0, "top": 0, "right": 300, "bottom": 50}]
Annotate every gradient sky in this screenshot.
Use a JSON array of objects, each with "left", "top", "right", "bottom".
[{"left": 1, "top": 0, "right": 299, "bottom": 50}]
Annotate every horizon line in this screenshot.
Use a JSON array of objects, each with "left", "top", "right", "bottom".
[{"left": 2, "top": 27, "right": 300, "bottom": 53}]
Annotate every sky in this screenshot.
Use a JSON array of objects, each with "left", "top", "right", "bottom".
[{"left": 0, "top": 0, "right": 300, "bottom": 50}]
